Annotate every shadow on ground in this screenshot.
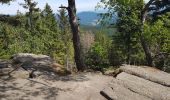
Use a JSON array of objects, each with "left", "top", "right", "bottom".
[{"left": 0, "top": 72, "right": 90, "bottom": 100}]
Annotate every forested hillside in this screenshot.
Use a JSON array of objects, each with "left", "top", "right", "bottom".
[{"left": 0, "top": 0, "right": 169, "bottom": 72}]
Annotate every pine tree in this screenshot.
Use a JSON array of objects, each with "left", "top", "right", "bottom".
[
  {"left": 97, "top": 0, "right": 144, "bottom": 65},
  {"left": 41, "top": 3, "right": 58, "bottom": 32},
  {"left": 20, "top": 0, "right": 39, "bottom": 31},
  {"left": 58, "top": 8, "right": 74, "bottom": 70}
]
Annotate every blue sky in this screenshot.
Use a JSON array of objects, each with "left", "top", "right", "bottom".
[
  {"left": 0, "top": 0, "right": 149, "bottom": 15},
  {"left": 0, "top": 0, "right": 100, "bottom": 15}
]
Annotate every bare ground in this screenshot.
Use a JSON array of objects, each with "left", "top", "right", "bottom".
[{"left": 0, "top": 72, "right": 113, "bottom": 100}]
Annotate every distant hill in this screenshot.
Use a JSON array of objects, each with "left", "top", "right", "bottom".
[
  {"left": 56, "top": 11, "right": 117, "bottom": 33},
  {"left": 56, "top": 11, "right": 117, "bottom": 26},
  {"left": 77, "top": 11, "right": 117, "bottom": 26},
  {"left": 77, "top": 11, "right": 100, "bottom": 26}
]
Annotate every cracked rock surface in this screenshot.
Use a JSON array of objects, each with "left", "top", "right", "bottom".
[{"left": 101, "top": 65, "right": 170, "bottom": 100}]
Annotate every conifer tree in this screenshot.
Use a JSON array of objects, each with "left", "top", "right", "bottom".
[
  {"left": 20, "top": 0, "right": 39, "bottom": 31},
  {"left": 58, "top": 8, "right": 74, "bottom": 69},
  {"left": 41, "top": 3, "right": 58, "bottom": 32}
]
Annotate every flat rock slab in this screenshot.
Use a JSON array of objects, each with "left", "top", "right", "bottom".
[
  {"left": 100, "top": 80, "right": 151, "bottom": 100},
  {"left": 100, "top": 65, "right": 170, "bottom": 100},
  {"left": 116, "top": 72, "right": 170, "bottom": 100},
  {"left": 120, "top": 65, "right": 170, "bottom": 87},
  {"left": 0, "top": 73, "right": 113, "bottom": 100},
  {"left": 12, "top": 53, "right": 52, "bottom": 63}
]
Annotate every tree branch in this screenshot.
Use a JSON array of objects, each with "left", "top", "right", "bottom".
[
  {"left": 59, "top": 6, "right": 68, "bottom": 10},
  {"left": 153, "top": 7, "right": 170, "bottom": 16},
  {"left": 141, "top": 0, "right": 155, "bottom": 23}
]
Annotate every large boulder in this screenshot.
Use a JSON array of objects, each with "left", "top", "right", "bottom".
[
  {"left": 116, "top": 72, "right": 170, "bottom": 100},
  {"left": 12, "top": 53, "right": 53, "bottom": 64},
  {"left": 100, "top": 79, "right": 152, "bottom": 100},
  {"left": 11, "top": 53, "right": 54, "bottom": 70},
  {"left": 100, "top": 65, "right": 170, "bottom": 100},
  {"left": 10, "top": 53, "right": 71, "bottom": 77},
  {"left": 119, "top": 65, "right": 170, "bottom": 87}
]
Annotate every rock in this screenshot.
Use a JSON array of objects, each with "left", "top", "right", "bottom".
[
  {"left": 100, "top": 65, "right": 170, "bottom": 100},
  {"left": 11, "top": 53, "right": 53, "bottom": 64},
  {"left": 51, "top": 63, "right": 63, "bottom": 69},
  {"left": 9, "top": 53, "right": 72, "bottom": 77},
  {"left": 11, "top": 53, "right": 54, "bottom": 71},
  {"left": 116, "top": 72, "right": 170, "bottom": 100},
  {"left": 104, "top": 70, "right": 115, "bottom": 76},
  {"left": 100, "top": 79, "right": 151, "bottom": 100},
  {"left": 120, "top": 65, "right": 170, "bottom": 87},
  {"left": 0, "top": 68, "right": 13, "bottom": 75},
  {"left": 0, "top": 60, "right": 11, "bottom": 68},
  {"left": 10, "top": 53, "right": 72, "bottom": 77},
  {"left": 10, "top": 69, "right": 30, "bottom": 79},
  {"left": 51, "top": 63, "right": 71, "bottom": 76}
]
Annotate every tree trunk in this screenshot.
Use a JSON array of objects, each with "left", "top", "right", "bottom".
[
  {"left": 139, "top": 33, "right": 153, "bottom": 66},
  {"left": 139, "top": 0, "right": 154, "bottom": 66},
  {"left": 28, "top": 8, "right": 33, "bottom": 31},
  {"left": 67, "top": 0, "right": 85, "bottom": 71}
]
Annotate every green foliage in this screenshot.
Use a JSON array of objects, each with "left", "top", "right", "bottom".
[
  {"left": 86, "top": 42, "right": 109, "bottom": 70},
  {"left": 97, "top": 0, "right": 170, "bottom": 71},
  {"left": 40, "top": 3, "right": 58, "bottom": 32},
  {"left": 85, "top": 29, "right": 111, "bottom": 70},
  {"left": 144, "top": 13, "right": 170, "bottom": 70},
  {"left": 0, "top": 4, "right": 74, "bottom": 66},
  {"left": 20, "top": 0, "right": 40, "bottom": 31},
  {"left": 103, "top": 0, "right": 145, "bottom": 65},
  {"left": 0, "top": 22, "right": 31, "bottom": 59},
  {"left": 58, "top": 8, "right": 74, "bottom": 66}
]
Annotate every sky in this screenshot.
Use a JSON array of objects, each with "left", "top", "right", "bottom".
[
  {"left": 0, "top": 0, "right": 100, "bottom": 15},
  {"left": 0, "top": 0, "right": 149, "bottom": 15}
]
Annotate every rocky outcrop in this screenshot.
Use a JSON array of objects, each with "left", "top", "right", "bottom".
[
  {"left": 100, "top": 65, "right": 170, "bottom": 100},
  {"left": 0, "top": 60, "right": 10, "bottom": 68},
  {"left": 100, "top": 80, "right": 152, "bottom": 100},
  {"left": 119, "top": 65, "right": 170, "bottom": 87},
  {"left": 12, "top": 53, "right": 52, "bottom": 62},
  {"left": 11, "top": 53, "right": 53, "bottom": 69},
  {"left": 9, "top": 53, "right": 55, "bottom": 77},
  {"left": 0, "top": 53, "right": 71, "bottom": 78}
]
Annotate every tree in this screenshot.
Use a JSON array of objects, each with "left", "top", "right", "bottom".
[
  {"left": 58, "top": 7, "right": 74, "bottom": 69},
  {"left": 97, "top": 0, "right": 170, "bottom": 67},
  {"left": 60, "top": 0, "right": 86, "bottom": 71},
  {"left": 41, "top": 3, "right": 58, "bottom": 32},
  {"left": 144, "top": 12, "right": 170, "bottom": 71},
  {"left": 140, "top": 0, "right": 170, "bottom": 66},
  {"left": 85, "top": 29, "right": 111, "bottom": 70},
  {"left": 150, "top": 0, "right": 170, "bottom": 17},
  {"left": 139, "top": 0, "right": 155, "bottom": 66},
  {"left": 20, "top": 0, "right": 39, "bottom": 31},
  {"left": 97, "top": 0, "right": 145, "bottom": 65}
]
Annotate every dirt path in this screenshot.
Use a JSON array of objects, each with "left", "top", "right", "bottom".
[{"left": 0, "top": 72, "right": 114, "bottom": 100}]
